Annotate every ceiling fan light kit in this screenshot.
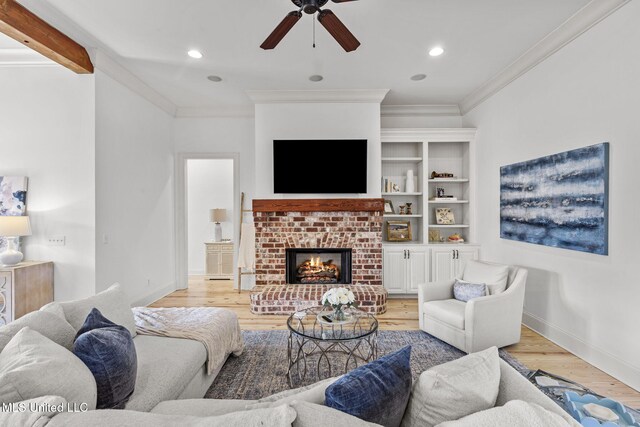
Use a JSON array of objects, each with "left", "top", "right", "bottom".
[{"left": 261, "top": 0, "right": 360, "bottom": 52}]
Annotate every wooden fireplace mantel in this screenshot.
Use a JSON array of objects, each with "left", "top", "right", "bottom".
[{"left": 253, "top": 198, "right": 384, "bottom": 213}]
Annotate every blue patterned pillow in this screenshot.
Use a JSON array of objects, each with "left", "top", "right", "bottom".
[
  {"left": 325, "top": 346, "right": 412, "bottom": 427},
  {"left": 453, "top": 279, "right": 488, "bottom": 302},
  {"left": 73, "top": 308, "right": 137, "bottom": 409}
]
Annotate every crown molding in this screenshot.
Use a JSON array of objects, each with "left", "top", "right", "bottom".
[
  {"left": 246, "top": 89, "right": 389, "bottom": 104},
  {"left": 0, "top": 48, "right": 57, "bottom": 67},
  {"left": 460, "top": 0, "right": 630, "bottom": 115},
  {"left": 381, "top": 104, "right": 461, "bottom": 117},
  {"left": 175, "top": 106, "right": 255, "bottom": 119},
  {"left": 94, "top": 51, "right": 177, "bottom": 117}
]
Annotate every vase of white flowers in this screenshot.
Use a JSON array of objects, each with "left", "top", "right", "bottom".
[{"left": 321, "top": 287, "right": 357, "bottom": 322}]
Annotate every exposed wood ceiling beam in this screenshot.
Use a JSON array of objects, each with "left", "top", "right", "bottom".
[{"left": 0, "top": 0, "right": 93, "bottom": 73}]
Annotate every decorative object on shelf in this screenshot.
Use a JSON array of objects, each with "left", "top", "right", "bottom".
[
  {"left": 428, "top": 230, "right": 441, "bottom": 242},
  {"left": 500, "top": 143, "right": 609, "bottom": 255},
  {"left": 405, "top": 203, "right": 413, "bottom": 215},
  {"left": 0, "top": 216, "right": 31, "bottom": 266},
  {"left": 405, "top": 169, "right": 415, "bottom": 193},
  {"left": 564, "top": 391, "right": 639, "bottom": 427},
  {"left": 398, "top": 205, "right": 406, "bottom": 215},
  {"left": 448, "top": 233, "right": 465, "bottom": 243},
  {"left": 384, "top": 200, "right": 395, "bottom": 214},
  {"left": 382, "top": 178, "right": 401, "bottom": 193},
  {"left": 0, "top": 176, "right": 28, "bottom": 253},
  {"left": 435, "top": 208, "right": 455, "bottom": 225},
  {"left": 392, "top": 183, "right": 400, "bottom": 193},
  {"left": 387, "top": 220, "right": 412, "bottom": 242},
  {"left": 321, "top": 287, "right": 357, "bottom": 322},
  {"left": 431, "top": 171, "right": 454, "bottom": 179},
  {"left": 210, "top": 208, "right": 227, "bottom": 242},
  {"left": 436, "top": 187, "right": 445, "bottom": 198}
]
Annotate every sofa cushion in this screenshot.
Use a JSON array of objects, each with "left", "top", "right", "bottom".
[
  {"left": 0, "top": 327, "right": 97, "bottom": 410},
  {"left": 124, "top": 334, "right": 207, "bottom": 412},
  {"left": 47, "top": 404, "right": 297, "bottom": 427},
  {"left": 401, "top": 346, "right": 500, "bottom": 427},
  {"left": 453, "top": 279, "right": 487, "bottom": 302},
  {"left": 326, "top": 346, "right": 412, "bottom": 427},
  {"left": 424, "top": 299, "right": 466, "bottom": 330},
  {"left": 246, "top": 376, "right": 340, "bottom": 409},
  {"left": 435, "top": 400, "right": 574, "bottom": 427},
  {"left": 0, "top": 395, "right": 67, "bottom": 427},
  {"left": 73, "top": 308, "right": 137, "bottom": 409},
  {"left": 463, "top": 261, "right": 509, "bottom": 295},
  {"left": 41, "top": 283, "right": 137, "bottom": 337},
  {"left": 0, "top": 310, "right": 76, "bottom": 352},
  {"left": 291, "top": 401, "right": 382, "bottom": 427}
]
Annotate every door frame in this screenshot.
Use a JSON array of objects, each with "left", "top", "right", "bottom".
[{"left": 175, "top": 153, "right": 240, "bottom": 290}]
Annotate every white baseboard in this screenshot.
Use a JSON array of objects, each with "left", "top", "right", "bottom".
[
  {"left": 132, "top": 282, "right": 176, "bottom": 307},
  {"left": 523, "top": 311, "right": 640, "bottom": 392}
]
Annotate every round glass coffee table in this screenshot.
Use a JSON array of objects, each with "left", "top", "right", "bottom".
[{"left": 286, "top": 306, "right": 378, "bottom": 386}]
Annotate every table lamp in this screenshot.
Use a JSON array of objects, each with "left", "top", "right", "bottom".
[
  {"left": 210, "top": 209, "right": 227, "bottom": 242},
  {"left": 0, "top": 216, "right": 32, "bottom": 266}
]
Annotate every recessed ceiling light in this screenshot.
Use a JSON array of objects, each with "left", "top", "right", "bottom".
[
  {"left": 187, "top": 50, "right": 203, "bottom": 59},
  {"left": 207, "top": 75, "right": 222, "bottom": 82},
  {"left": 410, "top": 74, "right": 427, "bottom": 81},
  {"left": 429, "top": 47, "right": 444, "bottom": 57},
  {"left": 309, "top": 75, "right": 324, "bottom": 82}
]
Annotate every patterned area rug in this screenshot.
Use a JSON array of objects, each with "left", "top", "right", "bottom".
[{"left": 205, "top": 330, "right": 529, "bottom": 400}]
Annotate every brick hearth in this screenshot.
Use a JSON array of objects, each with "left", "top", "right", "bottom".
[{"left": 250, "top": 198, "right": 387, "bottom": 315}]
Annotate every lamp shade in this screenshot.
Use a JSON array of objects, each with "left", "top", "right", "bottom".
[
  {"left": 209, "top": 209, "right": 227, "bottom": 223},
  {"left": 0, "top": 216, "right": 32, "bottom": 237}
]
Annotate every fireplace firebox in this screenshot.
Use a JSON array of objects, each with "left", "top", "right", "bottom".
[{"left": 286, "top": 248, "right": 352, "bottom": 285}]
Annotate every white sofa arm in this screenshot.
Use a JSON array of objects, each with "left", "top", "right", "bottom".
[
  {"left": 464, "top": 273, "right": 527, "bottom": 352},
  {"left": 418, "top": 280, "right": 455, "bottom": 330}
]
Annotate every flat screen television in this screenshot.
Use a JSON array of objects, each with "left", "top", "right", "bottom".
[{"left": 273, "top": 139, "right": 368, "bottom": 194}]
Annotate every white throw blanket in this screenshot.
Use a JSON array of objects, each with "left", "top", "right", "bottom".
[
  {"left": 133, "top": 307, "right": 244, "bottom": 375},
  {"left": 237, "top": 223, "right": 256, "bottom": 270}
]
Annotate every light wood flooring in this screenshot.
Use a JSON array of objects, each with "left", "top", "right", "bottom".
[{"left": 152, "top": 277, "right": 640, "bottom": 408}]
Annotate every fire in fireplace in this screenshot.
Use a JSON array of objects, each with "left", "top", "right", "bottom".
[{"left": 286, "top": 248, "right": 352, "bottom": 285}]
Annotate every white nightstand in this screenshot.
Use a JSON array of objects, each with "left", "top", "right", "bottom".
[{"left": 205, "top": 242, "right": 234, "bottom": 280}]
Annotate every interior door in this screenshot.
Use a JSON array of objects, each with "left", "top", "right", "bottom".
[
  {"left": 431, "top": 248, "right": 456, "bottom": 282},
  {"left": 407, "top": 248, "right": 429, "bottom": 293},
  {"left": 383, "top": 248, "right": 407, "bottom": 294}
]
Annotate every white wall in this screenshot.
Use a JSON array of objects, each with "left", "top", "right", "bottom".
[
  {"left": 254, "top": 103, "right": 382, "bottom": 198},
  {"left": 187, "top": 159, "right": 234, "bottom": 275},
  {"left": 0, "top": 66, "right": 96, "bottom": 301},
  {"left": 95, "top": 70, "right": 175, "bottom": 305},
  {"left": 463, "top": 1, "right": 640, "bottom": 390}
]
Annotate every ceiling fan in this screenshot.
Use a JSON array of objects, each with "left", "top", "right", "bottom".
[{"left": 261, "top": 0, "right": 360, "bottom": 52}]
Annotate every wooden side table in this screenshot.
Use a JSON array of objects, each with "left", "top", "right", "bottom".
[
  {"left": 205, "top": 242, "right": 234, "bottom": 280},
  {"left": 0, "top": 261, "right": 53, "bottom": 325}
]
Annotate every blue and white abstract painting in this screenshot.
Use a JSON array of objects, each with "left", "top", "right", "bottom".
[{"left": 500, "top": 143, "right": 609, "bottom": 255}]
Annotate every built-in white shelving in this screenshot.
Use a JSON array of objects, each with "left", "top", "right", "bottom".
[
  {"left": 381, "top": 192, "right": 423, "bottom": 196},
  {"left": 428, "top": 179, "right": 470, "bottom": 183},
  {"left": 382, "top": 157, "right": 423, "bottom": 163},
  {"left": 429, "top": 200, "right": 469, "bottom": 204},
  {"left": 428, "top": 224, "right": 470, "bottom": 228},
  {"left": 384, "top": 214, "right": 423, "bottom": 218}
]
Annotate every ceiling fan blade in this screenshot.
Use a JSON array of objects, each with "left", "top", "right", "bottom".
[
  {"left": 260, "top": 11, "right": 302, "bottom": 50},
  {"left": 317, "top": 10, "right": 360, "bottom": 52}
]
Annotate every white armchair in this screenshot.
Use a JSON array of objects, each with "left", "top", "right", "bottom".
[{"left": 418, "top": 260, "right": 528, "bottom": 353}]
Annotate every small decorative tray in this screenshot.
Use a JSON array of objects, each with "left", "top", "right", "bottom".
[{"left": 564, "top": 392, "right": 640, "bottom": 427}]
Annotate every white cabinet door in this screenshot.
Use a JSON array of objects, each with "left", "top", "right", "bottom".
[
  {"left": 220, "top": 252, "right": 235, "bottom": 275},
  {"left": 206, "top": 252, "right": 221, "bottom": 276},
  {"left": 407, "top": 248, "right": 429, "bottom": 293},
  {"left": 431, "top": 249, "right": 456, "bottom": 282},
  {"left": 383, "top": 248, "right": 407, "bottom": 294},
  {"left": 455, "top": 247, "right": 480, "bottom": 277}
]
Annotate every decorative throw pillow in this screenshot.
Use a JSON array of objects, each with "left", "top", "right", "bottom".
[
  {"left": 0, "top": 327, "right": 97, "bottom": 409},
  {"left": 73, "top": 308, "right": 137, "bottom": 409},
  {"left": 325, "top": 346, "right": 412, "bottom": 427},
  {"left": 42, "top": 283, "right": 137, "bottom": 337},
  {"left": 435, "top": 400, "right": 573, "bottom": 427},
  {"left": 453, "top": 279, "right": 488, "bottom": 302},
  {"left": 463, "top": 261, "right": 509, "bottom": 295},
  {"left": 0, "top": 310, "right": 76, "bottom": 352},
  {"left": 401, "top": 346, "right": 500, "bottom": 427}
]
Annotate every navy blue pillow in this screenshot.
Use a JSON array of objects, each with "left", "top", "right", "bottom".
[
  {"left": 73, "top": 308, "right": 137, "bottom": 409},
  {"left": 325, "top": 346, "right": 412, "bottom": 427}
]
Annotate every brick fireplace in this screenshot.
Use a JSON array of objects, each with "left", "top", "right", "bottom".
[{"left": 250, "top": 198, "right": 388, "bottom": 315}]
